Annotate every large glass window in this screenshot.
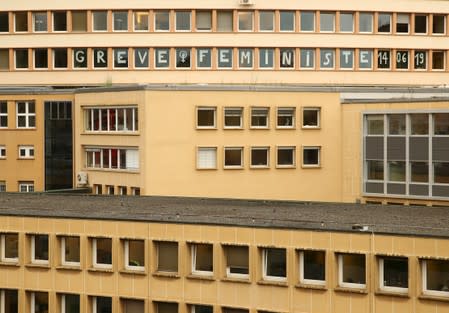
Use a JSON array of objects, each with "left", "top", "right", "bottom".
[
  {"left": 262, "top": 248, "right": 286, "bottom": 281},
  {"left": 338, "top": 254, "right": 366, "bottom": 289},
  {"left": 191, "top": 243, "right": 213, "bottom": 275},
  {"left": 224, "top": 245, "right": 249, "bottom": 278},
  {"left": 86, "top": 147, "right": 139, "bottom": 170},
  {"left": 156, "top": 241, "right": 178, "bottom": 273},
  {"left": 299, "top": 250, "right": 325, "bottom": 285}
]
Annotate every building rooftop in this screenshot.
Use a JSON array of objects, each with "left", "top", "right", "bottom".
[{"left": 0, "top": 193, "right": 448, "bottom": 238}]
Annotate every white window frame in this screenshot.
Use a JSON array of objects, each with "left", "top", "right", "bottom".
[
  {"left": 276, "top": 146, "right": 296, "bottom": 168},
  {"left": 0, "top": 146, "right": 5, "bottom": 159},
  {"left": 338, "top": 254, "right": 366, "bottom": 289},
  {"left": 302, "top": 107, "right": 321, "bottom": 128},
  {"left": 299, "top": 250, "right": 326, "bottom": 286},
  {"left": 92, "top": 296, "right": 112, "bottom": 313},
  {"left": 124, "top": 240, "right": 145, "bottom": 271},
  {"left": 262, "top": 248, "right": 287, "bottom": 282},
  {"left": 31, "top": 234, "right": 49, "bottom": 265},
  {"left": 61, "top": 294, "right": 80, "bottom": 313},
  {"left": 196, "top": 107, "right": 216, "bottom": 129},
  {"left": 92, "top": 238, "right": 112, "bottom": 269},
  {"left": 378, "top": 257, "right": 408, "bottom": 293},
  {"left": 19, "top": 182, "right": 34, "bottom": 193},
  {"left": 61, "top": 236, "right": 80, "bottom": 267},
  {"left": 196, "top": 147, "right": 217, "bottom": 170},
  {"left": 276, "top": 107, "right": 295, "bottom": 129},
  {"left": 223, "top": 107, "right": 243, "bottom": 129},
  {"left": 223, "top": 147, "right": 244, "bottom": 169},
  {"left": 250, "top": 107, "right": 269, "bottom": 129},
  {"left": 1, "top": 233, "right": 18, "bottom": 263},
  {"left": 250, "top": 147, "right": 269, "bottom": 168},
  {"left": 16, "top": 101, "right": 35, "bottom": 129},
  {"left": 18, "top": 145, "right": 34, "bottom": 159},
  {"left": 422, "top": 259, "right": 449, "bottom": 297},
  {"left": 302, "top": 146, "right": 321, "bottom": 168},
  {"left": 191, "top": 244, "right": 213, "bottom": 276},
  {"left": 84, "top": 107, "right": 138, "bottom": 132},
  {"left": 30, "top": 292, "right": 48, "bottom": 313}
]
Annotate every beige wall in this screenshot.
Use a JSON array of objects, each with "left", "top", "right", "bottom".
[{"left": 1, "top": 215, "right": 449, "bottom": 313}]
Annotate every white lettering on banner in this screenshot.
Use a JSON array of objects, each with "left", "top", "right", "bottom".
[
  {"left": 360, "top": 51, "right": 369, "bottom": 64},
  {"left": 240, "top": 50, "right": 251, "bottom": 64},
  {"left": 282, "top": 51, "right": 292, "bottom": 66},
  {"left": 323, "top": 52, "right": 332, "bottom": 66},
  {"left": 219, "top": 49, "right": 230, "bottom": 63},
  {"left": 157, "top": 50, "right": 168, "bottom": 64},
  {"left": 117, "top": 51, "right": 127, "bottom": 64},
  {"left": 75, "top": 50, "right": 85, "bottom": 63},
  {"left": 342, "top": 50, "right": 351, "bottom": 63},
  {"left": 198, "top": 49, "right": 208, "bottom": 63},
  {"left": 137, "top": 50, "right": 148, "bottom": 64},
  {"left": 96, "top": 50, "right": 106, "bottom": 64},
  {"left": 304, "top": 51, "right": 312, "bottom": 67}
]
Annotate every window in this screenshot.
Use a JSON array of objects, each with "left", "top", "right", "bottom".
[
  {"left": 133, "top": 11, "right": 149, "bottom": 31},
  {"left": 114, "top": 48, "right": 129, "bottom": 68},
  {"left": 0, "top": 49, "right": 8, "bottom": 70},
  {"left": 93, "top": 184, "right": 102, "bottom": 195},
  {"left": 238, "top": 48, "right": 253, "bottom": 68},
  {"left": 0, "top": 181, "right": 5, "bottom": 192},
  {"left": 0, "top": 146, "right": 5, "bottom": 159},
  {"left": 277, "top": 107, "right": 295, "bottom": 128},
  {"left": 396, "top": 14, "right": 409, "bottom": 33},
  {"left": 197, "top": 147, "right": 217, "bottom": 170},
  {"left": 302, "top": 107, "right": 320, "bottom": 128},
  {"left": 433, "top": 15, "right": 446, "bottom": 34},
  {"left": 259, "top": 48, "right": 274, "bottom": 69},
  {"left": 434, "top": 113, "right": 449, "bottom": 135},
  {"left": 1, "top": 233, "right": 19, "bottom": 263},
  {"left": 414, "top": 14, "right": 427, "bottom": 34},
  {"left": 224, "top": 107, "right": 243, "bottom": 128},
  {"left": 359, "top": 13, "right": 373, "bottom": 33},
  {"left": 299, "top": 250, "right": 325, "bottom": 285},
  {"left": 86, "top": 148, "right": 139, "bottom": 170},
  {"left": 16, "top": 101, "right": 35, "bottom": 128},
  {"left": 196, "top": 11, "right": 212, "bottom": 31},
  {"left": 338, "top": 254, "right": 366, "bottom": 289},
  {"left": 191, "top": 305, "right": 213, "bottom": 313},
  {"left": 53, "top": 48, "right": 68, "bottom": 69},
  {"left": 118, "top": 186, "right": 127, "bottom": 195},
  {"left": 15, "top": 12, "right": 28, "bottom": 32},
  {"left": 34, "top": 48, "right": 48, "bottom": 69},
  {"left": 388, "top": 161, "right": 406, "bottom": 182},
  {"left": 422, "top": 259, "right": 449, "bottom": 296},
  {"left": 217, "top": 48, "right": 233, "bottom": 68},
  {"left": 122, "top": 299, "right": 144, "bottom": 313},
  {"left": 379, "top": 256, "right": 408, "bottom": 292},
  {"left": 124, "top": 239, "right": 145, "bottom": 271},
  {"left": 259, "top": 11, "right": 274, "bottom": 31},
  {"left": 320, "top": 49, "right": 335, "bottom": 69},
  {"left": 176, "top": 11, "right": 191, "bottom": 31},
  {"left": 262, "top": 248, "right": 286, "bottom": 281},
  {"left": 434, "top": 162, "right": 449, "bottom": 184},
  {"left": 224, "top": 147, "right": 243, "bottom": 168},
  {"left": 223, "top": 308, "right": 248, "bottom": 313},
  {"left": 277, "top": 147, "right": 295, "bottom": 167},
  {"left": 0, "top": 12, "right": 9, "bottom": 32},
  {"left": 61, "top": 236, "right": 80, "bottom": 266},
  {"left": 155, "top": 302, "right": 178, "bottom": 313},
  {"left": 33, "top": 12, "right": 47, "bottom": 32},
  {"left": 191, "top": 243, "right": 213, "bottom": 275},
  {"left": 367, "top": 160, "right": 384, "bottom": 181},
  {"left": 414, "top": 50, "right": 427, "bottom": 70},
  {"left": 53, "top": 12, "right": 67, "bottom": 31},
  {"left": 155, "top": 11, "right": 170, "bottom": 31},
  {"left": 85, "top": 107, "right": 138, "bottom": 132},
  {"left": 432, "top": 51, "right": 445, "bottom": 70},
  {"left": 31, "top": 234, "right": 49, "bottom": 264},
  {"left": 388, "top": 114, "right": 405, "bottom": 135},
  {"left": 15, "top": 49, "right": 29, "bottom": 69},
  {"left": 377, "top": 49, "right": 391, "bottom": 69},
  {"left": 280, "top": 11, "right": 295, "bottom": 32},
  {"left": 224, "top": 245, "right": 249, "bottom": 278},
  {"left": 238, "top": 12, "right": 253, "bottom": 31},
  {"left": 18, "top": 145, "right": 34, "bottom": 159},
  {"left": 156, "top": 241, "right": 178, "bottom": 273},
  {"left": 411, "top": 162, "right": 428, "bottom": 183},
  {"left": 92, "top": 238, "right": 112, "bottom": 269},
  {"left": 251, "top": 108, "right": 269, "bottom": 128},
  {"left": 72, "top": 11, "right": 87, "bottom": 32},
  {"left": 303, "top": 146, "right": 320, "bottom": 167},
  {"left": 19, "top": 182, "right": 34, "bottom": 193},
  {"left": 300, "top": 12, "right": 315, "bottom": 32},
  {"left": 197, "top": 107, "right": 216, "bottom": 128},
  {"left": 93, "top": 11, "right": 107, "bottom": 31},
  {"left": 251, "top": 147, "right": 269, "bottom": 168},
  {"left": 320, "top": 12, "right": 335, "bottom": 32},
  {"left": 175, "top": 48, "right": 190, "bottom": 68},
  {"left": 113, "top": 11, "right": 128, "bottom": 31},
  {"left": 378, "top": 13, "right": 391, "bottom": 33},
  {"left": 217, "top": 11, "right": 233, "bottom": 32},
  {"left": 366, "top": 115, "right": 384, "bottom": 135},
  {"left": 61, "top": 294, "right": 80, "bottom": 313},
  {"left": 0, "top": 289, "right": 18, "bottom": 313},
  {"left": 30, "top": 291, "right": 48, "bottom": 313},
  {"left": 131, "top": 187, "right": 140, "bottom": 196},
  {"left": 339, "top": 13, "right": 353, "bottom": 32},
  {"left": 92, "top": 296, "right": 112, "bottom": 313},
  {"left": 396, "top": 50, "right": 409, "bottom": 69}
]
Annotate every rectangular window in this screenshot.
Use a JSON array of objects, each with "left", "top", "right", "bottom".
[
  {"left": 16, "top": 103, "right": 35, "bottom": 129},
  {"left": 303, "top": 147, "right": 321, "bottom": 167},
  {"left": 224, "top": 147, "right": 243, "bottom": 168},
  {"left": 155, "top": 11, "right": 170, "bottom": 31},
  {"left": 131, "top": 187, "right": 140, "bottom": 196},
  {"left": 114, "top": 48, "right": 128, "bottom": 68},
  {"left": 53, "top": 12, "right": 67, "bottom": 31},
  {"left": 30, "top": 291, "right": 48, "bottom": 313},
  {"left": 366, "top": 115, "right": 384, "bottom": 135},
  {"left": 0, "top": 181, "right": 5, "bottom": 192},
  {"left": 251, "top": 108, "right": 269, "bottom": 128},
  {"left": 0, "top": 12, "right": 9, "bottom": 32},
  {"left": 197, "top": 147, "right": 217, "bottom": 170},
  {"left": 338, "top": 253, "right": 366, "bottom": 289},
  {"left": 134, "top": 11, "right": 149, "bottom": 31},
  {"left": 107, "top": 185, "right": 114, "bottom": 195},
  {"left": 0, "top": 49, "right": 9, "bottom": 70},
  {"left": 280, "top": 11, "right": 295, "bottom": 32},
  {"left": 434, "top": 113, "right": 449, "bottom": 135},
  {"left": 396, "top": 14, "right": 409, "bottom": 33},
  {"left": 238, "top": 11, "right": 253, "bottom": 31},
  {"left": 0, "top": 146, "right": 5, "bottom": 159},
  {"left": 280, "top": 48, "right": 295, "bottom": 68},
  {"left": 414, "top": 50, "right": 427, "bottom": 70},
  {"left": 156, "top": 302, "right": 178, "bottom": 313},
  {"left": 251, "top": 147, "right": 269, "bottom": 168},
  {"left": 414, "top": 14, "right": 427, "bottom": 34},
  {"left": 262, "top": 248, "right": 286, "bottom": 281},
  {"left": 367, "top": 160, "right": 384, "bottom": 181},
  {"left": 422, "top": 259, "right": 449, "bottom": 296},
  {"left": 1, "top": 233, "right": 19, "bottom": 263},
  {"left": 18, "top": 145, "right": 34, "bottom": 159},
  {"left": 61, "top": 294, "right": 80, "bottom": 313},
  {"left": 378, "top": 13, "right": 391, "bottom": 33},
  {"left": 339, "top": 13, "right": 353, "bottom": 32},
  {"left": 302, "top": 107, "right": 320, "bottom": 128},
  {"left": 197, "top": 107, "right": 216, "bottom": 128},
  {"left": 388, "top": 161, "right": 406, "bottom": 182},
  {"left": 93, "top": 11, "right": 107, "bottom": 31},
  {"left": 33, "top": 12, "right": 47, "bottom": 32},
  {"left": 224, "top": 107, "right": 243, "bottom": 128},
  {"left": 34, "top": 48, "right": 48, "bottom": 69},
  {"left": 359, "top": 13, "right": 373, "bottom": 33},
  {"left": 92, "top": 238, "right": 112, "bottom": 269},
  {"left": 320, "top": 12, "right": 335, "bottom": 32},
  {"left": 85, "top": 107, "right": 138, "bottom": 132},
  {"left": 238, "top": 48, "right": 253, "bottom": 68},
  {"left": 299, "top": 250, "right": 325, "bottom": 285},
  {"left": 388, "top": 114, "right": 406, "bottom": 135},
  {"left": 379, "top": 257, "right": 408, "bottom": 292},
  {"left": 217, "top": 48, "right": 233, "bottom": 68},
  {"left": 113, "top": 11, "right": 128, "bottom": 31},
  {"left": 434, "top": 162, "right": 449, "bottom": 184},
  {"left": 433, "top": 15, "right": 446, "bottom": 34},
  {"left": 259, "top": 48, "right": 274, "bottom": 69},
  {"left": 377, "top": 49, "right": 391, "bottom": 69},
  {"left": 300, "top": 48, "right": 315, "bottom": 69},
  {"left": 15, "top": 12, "right": 28, "bottom": 32},
  {"left": 191, "top": 305, "right": 212, "bottom": 313},
  {"left": 196, "top": 11, "right": 212, "bottom": 31},
  {"left": 19, "top": 182, "right": 34, "bottom": 193},
  {"left": 191, "top": 243, "right": 213, "bottom": 275},
  {"left": 124, "top": 239, "right": 145, "bottom": 271},
  {"left": 175, "top": 11, "right": 191, "bottom": 31},
  {"left": 277, "top": 146, "right": 295, "bottom": 167},
  {"left": 156, "top": 241, "right": 178, "bottom": 273},
  {"left": 61, "top": 236, "right": 80, "bottom": 266},
  {"left": 31, "top": 234, "right": 49, "bottom": 264},
  {"left": 259, "top": 11, "right": 274, "bottom": 31},
  {"left": 277, "top": 107, "right": 295, "bottom": 128},
  {"left": 118, "top": 186, "right": 127, "bottom": 195},
  {"left": 93, "top": 296, "right": 112, "bottom": 313},
  {"left": 0, "top": 289, "right": 18, "bottom": 313},
  {"left": 122, "top": 299, "right": 144, "bottom": 313},
  {"left": 176, "top": 48, "right": 190, "bottom": 68},
  {"left": 225, "top": 245, "right": 249, "bottom": 278},
  {"left": 15, "top": 49, "right": 29, "bottom": 69},
  {"left": 217, "top": 11, "right": 233, "bottom": 32},
  {"left": 411, "top": 162, "right": 429, "bottom": 183},
  {"left": 396, "top": 50, "right": 409, "bottom": 69},
  {"left": 53, "top": 48, "right": 68, "bottom": 69},
  {"left": 432, "top": 51, "right": 445, "bottom": 70},
  {"left": 72, "top": 11, "right": 87, "bottom": 32},
  {"left": 300, "top": 12, "right": 315, "bottom": 32}
]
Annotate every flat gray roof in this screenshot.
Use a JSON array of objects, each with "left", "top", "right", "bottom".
[{"left": 0, "top": 193, "right": 448, "bottom": 238}]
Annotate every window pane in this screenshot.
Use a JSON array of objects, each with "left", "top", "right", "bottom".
[
  {"left": 383, "top": 257, "right": 408, "bottom": 288},
  {"left": 433, "top": 15, "right": 445, "bottom": 34},
  {"left": 341, "top": 254, "right": 366, "bottom": 284},
  {"left": 378, "top": 13, "right": 391, "bottom": 32},
  {"left": 277, "top": 108, "right": 294, "bottom": 127},
  {"left": 432, "top": 51, "right": 445, "bottom": 70},
  {"left": 388, "top": 161, "right": 406, "bottom": 182},
  {"left": 93, "top": 11, "right": 107, "bottom": 31},
  {"left": 251, "top": 148, "right": 268, "bottom": 167},
  {"left": 157, "top": 302, "right": 178, "bottom": 313},
  {"left": 300, "top": 12, "right": 314, "bottom": 31},
  {"left": 367, "top": 115, "right": 384, "bottom": 135},
  {"left": 434, "top": 113, "right": 449, "bottom": 135},
  {"left": 196, "top": 11, "right": 211, "bottom": 31},
  {"left": 238, "top": 12, "right": 253, "bottom": 31},
  {"left": 277, "top": 147, "right": 294, "bottom": 166},
  {"left": 123, "top": 299, "right": 144, "bottom": 313},
  {"left": 411, "top": 162, "right": 429, "bottom": 183},
  {"left": 425, "top": 259, "right": 449, "bottom": 291},
  {"left": 4, "top": 234, "right": 19, "bottom": 259},
  {"left": 34, "top": 49, "right": 48, "bottom": 68},
  {"left": 15, "top": 49, "right": 29, "bottom": 69},
  {"left": 224, "top": 148, "right": 242, "bottom": 167},
  {"left": 95, "top": 238, "right": 112, "bottom": 265},
  {"left": 217, "top": 11, "right": 233, "bottom": 32},
  {"left": 197, "top": 108, "right": 215, "bottom": 127},
  {"left": 303, "top": 148, "right": 320, "bottom": 166},
  {"left": 339, "top": 13, "right": 353, "bottom": 32},
  {"left": 0, "top": 49, "right": 9, "bottom": 70},
  {"left": 72, "top": 11, "right": 87, "bottom": 32},
  {"left": 303, "top": 108, "right": 319, "bottom": 127},
  {"left": 410, "top": 113, "right": 428, "bottom": 135},
  {"left": 434, "top": 162, "right": 449, "bottom": 184},
  {"left": 157, "top": 242, "right": 178, "bottom": 272},
  {"left": 226, "top": 245, "right": 249, "bottom": 275},
  {"left": 197, "top": 147, "right": 217, "bottom": 169},
  {"left": 34, "top": 292, "right": 49, "bottom": 313},
  {"left": 367, "top": 160, "right": 384, "bottom": 180},
  {"left": 359, "top": 13, "right": 373, "bottom": 32},
  {"left": 96, "top": 297, "right": 112, "bottom": 313},
  {"left": 113, "top": 12, "right": 128, "bottom": 31},
  {"left": 320, "top": 12, "right": 335, "bottom": 32},
  {"left": 280, "top": 11, "right": 295, "bottom": 31},
  {"left": 53, "top": 48, "right": 68, "bottom": 68},
  {"left": 259, "top": 11, "right": 274, "bottom": 31},
  {"left": 388, "top": 114, "right": 406, "bottom": 135},
  {"left": 15, "top": 12, "right": 28, "bottom": 32},
  {"left": 134, "top": 12, "right": 149, "bottom": 31},
  {"left": 33, "top": 12, "right": 47, "bottom": 32},
  {"left": 155, "top": 11, "right": 170, "bottom": 31},
  {"left": 251, "top": 108, "right": 268, "bottom": 127},
  {"left": 194, "top": 244, "right": 213, "bottom": 272},
  {"left": 53, "top": 12, "right": 67, "bottom": 31},
  {"left": 224, "top": 108, "right": 242, "bottom": 127},
  {"left": 396, "top": 14, "right": 409, "bottom": 33},
  {"left": 176, "top": 11, "right": 191, "bottom": 31},
  {"left": 414, "top": 15, "right": 427, "bottom": 34},
  {"left": 265, "top": 248, "right": 286, "bottom": 278},
  {"left": 34, "top": 235, "right": 48, "bottom": 261},
  {"left": 303, "top": 250, "right": 325, "bottom": 281},
  {"left": 4, "top": 290, "right": 18, "bottom": 313},
  {"left": 128, "top": 240, "right": 144, "bottom": 267},
  {"left": 64, "top": 236, "right": 80, "bottom": 263},
  {"left": 0, "top": 12, "right": 9, "bottom": 32}
]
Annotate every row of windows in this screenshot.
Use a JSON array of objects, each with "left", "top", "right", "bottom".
[
  {"left": 92, "top": 184, "right": 140, "bottom": 196},
  {"left": 1, "top": 233, "right": 448, "bottom": 298},
  {"left": 0, "top": 101, "right": 35, "bottom": 128},
  {"left": 0, "top": 10, "right": 447, "bottom": 35},
  {"left": 84, "top": 107, "right": 138, "bottom": 132},
  {"left": 196, "top": 146, "right": 321, "bottom": 169},
  {"left": 0, "top": 181, "right": 35, "bottom": 193},
  {"left": 0, "top": 145, "right": 35, "bottom": 159},
  {"left": 85, "top": 147, "right": 139, "bottom": 171},
  {"left": 197, "top": 106, "right": 320, "bottom": 129},
  {"left": 2, "top": 48, "right": 447, "bottom": 71}
]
